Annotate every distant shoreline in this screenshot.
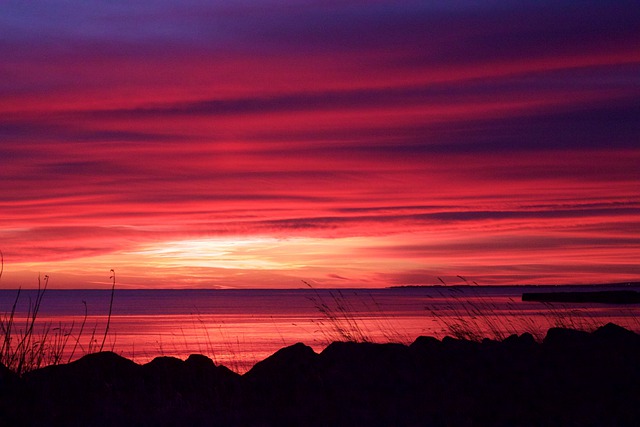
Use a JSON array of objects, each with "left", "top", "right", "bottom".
[
  {"left": 522, "top": 289, "right": 640, "bottom": 304},
  {"left": 390, "top": 281, "right": 640, "bottom": 289}
]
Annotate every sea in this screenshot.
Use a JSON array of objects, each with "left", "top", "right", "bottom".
[{"left": 2, "top": 285, "right": 639, "bottom": 373}]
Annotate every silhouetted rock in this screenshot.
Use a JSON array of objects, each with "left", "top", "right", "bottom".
[
  {"left": 3, "top": 325, "right": 640, "bottom": 426},
  {"left": 242, "top": 342, "right": 322, "bottom": 425},
  {"left": 503, "top": 331, "right": 536, "bottom": 349},
  {"left": 245, "top": 342, "right": 318, "bottom": 381},
  {"left": 593, "top": 322, "right": 640, "bottom": 345},
  {"left": 141, "top": 354, "right": 241, "bottom": 426},
  {"left": 441, "top": 335, "right": 481, "bottom": 352},
  {"left": 0, "top": 361, "right": 16, "bottom": 383},
  {"left": 318, "top": 341, "right": 413, "bottom": 426},
  {"left": 14, "top": 351, "right": 241, "bottom": 426},
  {"left": 21, "top": 352, "right": 142, "bottom": 426},
  {"left": 0, "top": 361, "right": 22, "bottom": 427},
  {"left": 409, "top": 335, "right": 441, "bottom": 351},
  {"left": 543, "top": 327, "right": 592, "bottom": 351}
]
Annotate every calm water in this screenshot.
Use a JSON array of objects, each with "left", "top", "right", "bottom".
[{"left": 2, "top": 286, "right": 639, "bottom": 372}]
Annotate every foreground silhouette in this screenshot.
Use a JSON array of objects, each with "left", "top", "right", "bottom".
[{"left": 2, "top": 323, "right": 639, "bottom": 426}]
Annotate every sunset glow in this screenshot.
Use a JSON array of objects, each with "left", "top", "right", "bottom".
[{"left": 1, "top": 1, "right": 639, "bottom": 288}]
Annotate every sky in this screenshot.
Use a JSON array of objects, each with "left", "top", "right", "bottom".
[{"left": 1, "top": 0, "right": 639, "bottom": 289}]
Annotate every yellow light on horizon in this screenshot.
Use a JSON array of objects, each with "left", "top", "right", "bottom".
[{"left": 129, "top": 237, "right": 287, "bottom": 270}]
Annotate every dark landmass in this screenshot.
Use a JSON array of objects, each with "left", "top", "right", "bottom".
[
  {"left": 2, "top": 324, "right": 640, "bottom": 426},
  {"left": 392, "top": 281, "right": 640, "bottom": 289},
  {"left": 523, "top": 290, "right": 640, "bottom": 304}
]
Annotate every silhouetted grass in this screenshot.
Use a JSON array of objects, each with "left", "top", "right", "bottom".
[
  {"left": 428, "top": 277, "right": 640, "bottom": 342},
  {"left": 0, "top": 260, "right": 117, "bottom": 375},
  {"left": 307, "top": 276, "right": 639, "bottom": 347},
  {"left": 304, "top": 280, "right": 413, "bottom": 345},
  {"left": 0, "top": 275, "right": 71, "bottom": 375},
  {"left": 305, "top": 281, "right": 371, "bottom": 343},
  {"left": 99, "top": 269, "right": 116, "bottom": 352}
]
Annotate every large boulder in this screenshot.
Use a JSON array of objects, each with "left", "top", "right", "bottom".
[
  {"left": 21, "top": 351, "right": 241, "bottom": 426},
  {"left": 242, "top": 343, "right": 321, "bottom": 425},
  {"left": 22, "top": 352, "right": 143, "bottom": 426}
]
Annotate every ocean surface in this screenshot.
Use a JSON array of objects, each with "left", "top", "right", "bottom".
[{"left": 2, "top": 285, "right": 639, "bottom": 373}]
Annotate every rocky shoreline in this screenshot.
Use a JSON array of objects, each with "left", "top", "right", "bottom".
[{"left": 2, "top": 323, "right": 640, "bottom": 426}]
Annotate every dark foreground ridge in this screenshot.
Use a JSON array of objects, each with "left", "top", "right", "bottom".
[{"left": 2, "top": 323, "right": 640, "bottom": 427}]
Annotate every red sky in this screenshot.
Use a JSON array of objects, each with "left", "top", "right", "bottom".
[{"left": 1, "top": 1, "right": 639, "bottom": 288}]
